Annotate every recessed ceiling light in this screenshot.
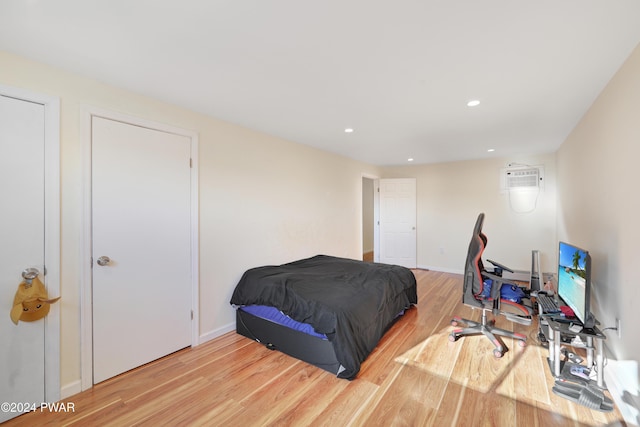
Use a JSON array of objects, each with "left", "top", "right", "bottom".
[
  {"left": 344, "top": 128, "right": 354, "bottom": 133},
  {"left": 408, "top": 158, "right": 414, "bottom": 162},
  {"left": 487, "top": 148, "right": 495, "bottom": 152},
  {"left": 467, "top": 100, "right": 480, "bottom": 107}
]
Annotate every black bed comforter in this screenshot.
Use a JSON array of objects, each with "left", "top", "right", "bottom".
[{"left": 230, "top": 255, "right": 417, "bottom": 379}]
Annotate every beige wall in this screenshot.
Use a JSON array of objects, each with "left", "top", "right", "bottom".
[
  {"left": 382, "top": 153, "right": 557, "bottom": 274},
  {"left": 0, "top": 51, "right": 380, "bottom": 392},
  {"left": 557, "top": 43, "right": 640, "bottom": 364}
]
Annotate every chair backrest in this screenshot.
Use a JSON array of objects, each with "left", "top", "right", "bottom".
[
  {"left": 461, "top": 213, "right": 532, "bottom": 319},
  {"left": 462, "top": 213, "right": 487, "bottom": 307}
]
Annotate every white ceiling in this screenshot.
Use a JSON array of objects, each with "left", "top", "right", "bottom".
[{"left": 2, "top": 1, "right": 639, "bottom": 166}]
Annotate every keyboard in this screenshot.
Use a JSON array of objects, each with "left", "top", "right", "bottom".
[{"left": 537, "top": 294, "right": 561, "bottom": 314}]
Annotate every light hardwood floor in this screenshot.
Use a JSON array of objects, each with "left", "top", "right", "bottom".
[{"left": 6, "top": 270, "right": 626, "bottom": 426}]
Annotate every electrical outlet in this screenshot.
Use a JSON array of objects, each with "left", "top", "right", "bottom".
[{"left": 616, "top": 318, "right": 621, "bottom": 338}]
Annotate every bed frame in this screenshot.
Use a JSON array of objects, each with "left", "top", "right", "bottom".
[{"left": 236, "top": 308, "right": 341, "bottom": 375}]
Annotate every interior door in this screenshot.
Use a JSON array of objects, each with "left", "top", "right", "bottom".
[
  {"left": 91, "top": 116, "right": 193, "bottom": 384},
  {"left": 378, "top": 178, "right": 417, "bottom": 268},
  {"left": 0, "top": 95, "right": 46, "bottom": 422}
]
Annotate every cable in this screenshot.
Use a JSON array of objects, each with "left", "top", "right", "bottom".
[{"left": 236, "top": 308, "right": 262, "bottom": 343}]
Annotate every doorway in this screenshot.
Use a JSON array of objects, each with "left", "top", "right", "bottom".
[
  {"left": 362, "top": 177, "right": 417, "bottom": 268},
  {"left": 362, "top": 177, "right": 376, "bottom": 262}
]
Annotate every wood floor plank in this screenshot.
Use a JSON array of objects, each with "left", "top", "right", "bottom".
[
  {"left": 258, "top": 371, "right": 349, "bottom": 426},
  {"left": 236, "top": 365, "right": 327, "bottom": 426},
  {"left": 4, "top": 269, "right": 626, "bottom": 427},
  {"left": 358, "top": 363, "right": 443, "bottom": 425},
  {"left": 308, "top": 379, "right": 380, "bottom": 427}
]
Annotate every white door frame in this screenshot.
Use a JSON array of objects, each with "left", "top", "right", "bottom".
[
  {"left": 0, "top": 84, "right": 61, "bottom": 403},
  {"left": 80, "top": 107, "right": 199, "bottom": 391}
]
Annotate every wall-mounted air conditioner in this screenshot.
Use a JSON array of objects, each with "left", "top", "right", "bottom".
[{"left": 500, "top": 165, "right": 544, "bottom": 192}]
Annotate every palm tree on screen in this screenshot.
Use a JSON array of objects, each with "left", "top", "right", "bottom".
[{"left": 572, "top": 251, "right": 582, "bottom": 272}]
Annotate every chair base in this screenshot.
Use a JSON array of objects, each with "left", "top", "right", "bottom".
[{"left": 449, "top": 310, "right": 527, "bottom": 358}]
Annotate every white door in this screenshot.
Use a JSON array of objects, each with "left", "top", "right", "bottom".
[
  {"left": 0, "top": 93, "right": 58, "bottom": 422},
  {"left": 91, "top": 116, "right": 193, "bottom": 383},
  {"left": 378, "top": 178, "right": 417, "bottom": 268}
]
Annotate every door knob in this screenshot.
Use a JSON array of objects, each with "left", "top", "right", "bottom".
[
  {"left": 22, "top": 267, "right": 40, "bottom": 284},
  {"left": 97, "top": 256, "right": 111, "bottom": 266}
]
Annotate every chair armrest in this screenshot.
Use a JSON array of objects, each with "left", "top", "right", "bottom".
[{"left": 486, "top": 259, "right": 514, "bottom": 274}]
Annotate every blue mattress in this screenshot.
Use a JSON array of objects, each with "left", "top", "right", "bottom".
[{"left": 240, "top": 305, "right": 328, "bottom": 339}]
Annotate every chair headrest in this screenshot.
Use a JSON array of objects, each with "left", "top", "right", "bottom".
[{"left": 473, "top": 213, "right": 485, "bottom": 236}]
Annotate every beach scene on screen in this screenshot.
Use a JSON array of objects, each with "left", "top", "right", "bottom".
[{"left": 558, "top": 243, "right": 587, "bottom": 320}]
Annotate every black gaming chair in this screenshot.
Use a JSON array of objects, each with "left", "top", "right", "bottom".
[{"left": 449, "top": 213, "right": 533, "bottom": 358}]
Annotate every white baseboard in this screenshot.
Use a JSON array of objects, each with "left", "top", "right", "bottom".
[
  {"left": 61, "top": 380, "right": 82, "bottom": 400},
  {"left": 198, "top": 322, "right": 235, "bottom": 344},
  {"left": 604, "top": 359, "right": 640, "bottom": 427},
  {"left": 418, "top": 265, "right": 464, "bottom": 275}
]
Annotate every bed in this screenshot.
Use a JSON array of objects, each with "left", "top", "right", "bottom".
[{"left": 230, "top": 254, "right": 417, "bottom": 380}]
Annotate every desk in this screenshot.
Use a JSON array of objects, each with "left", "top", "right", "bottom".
[{"left": 542, "top": 316, "right": 606, "bottom": 388}]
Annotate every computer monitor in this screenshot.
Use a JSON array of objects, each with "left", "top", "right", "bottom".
[{"left": 557, "top": 241, "right": 594, "bottom": 328}]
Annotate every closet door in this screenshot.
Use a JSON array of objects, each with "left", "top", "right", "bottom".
[{"left": 91, "top": 116, "right": 193, "bottom": 384}]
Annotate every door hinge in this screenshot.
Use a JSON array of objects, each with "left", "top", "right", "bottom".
[
  {"left": 189, "top": 158, "right": 192, "bottom": 168},
  {"left": 191, "top": 310, "right": 194, "bottom": 320}
]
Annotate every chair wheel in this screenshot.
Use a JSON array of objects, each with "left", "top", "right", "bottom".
[
  {"left": 448, "top": 333, "right": 457, "bottom": 342},
  {"left": 493, "top": 349, "right": 503, "bottom": 358},
  {"left": 451, "top": 320, "right": 459, "bottom": 327},
  {"left": 518, "top": 340, "right": 526, "bottom": 348}
]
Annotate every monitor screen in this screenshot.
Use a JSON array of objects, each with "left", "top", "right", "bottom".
[{"left": 557, "top": 241, "right": 592, "bottom": 327}]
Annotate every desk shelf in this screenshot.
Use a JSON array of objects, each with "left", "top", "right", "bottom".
[
  {"left": 539, "top": 315, "right": 614, "bottom": 411},
  {"left": 539, "top": 315, "right": 606, "bottom": 389}
]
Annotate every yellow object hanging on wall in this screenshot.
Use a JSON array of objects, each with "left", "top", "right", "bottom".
[{"left": 10, "top": 277, "right": 60, "bottom": 324}]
